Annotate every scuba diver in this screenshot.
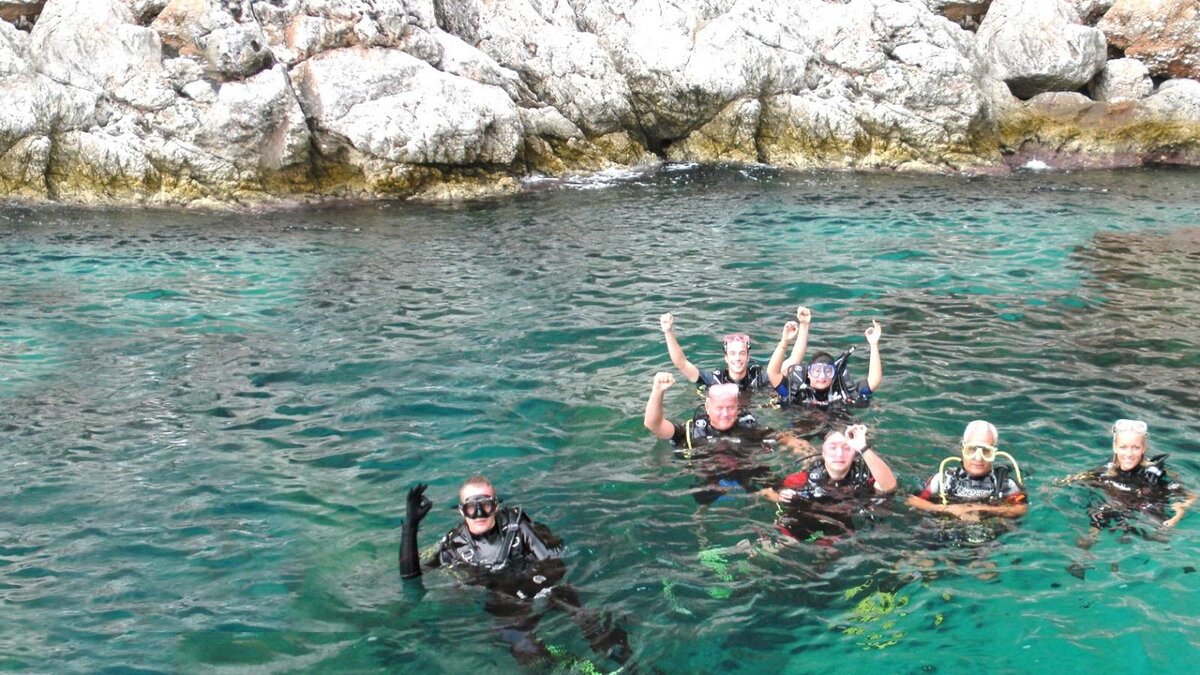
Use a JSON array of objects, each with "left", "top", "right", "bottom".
[
  {"left": 658, "top": 312, "right": 772, "bottom": 393},
  {"left": 645, "top": 373, "right": 776, "bottom": 503},
  {"left": 758, "top": 425, "right": 897, "bottom": 542},
  {"left": 399, "top": 477, "right": 631, "bottom": 669},
  {"left": 760, "top": 425, "right": 897, "bottom": 503},
  {"left": 905, "top": 420, "right": 1027, "bottom": 521},
  {"left": 765, "top": 306, "right": 883, "bottom": 408},
  {"left": 1063, "top": 419, "right": 1195, "bottom": 542}
]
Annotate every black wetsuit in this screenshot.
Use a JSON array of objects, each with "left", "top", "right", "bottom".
[
  {"left": 402, "top": 507, "right": 630, "bottom": 666},
  {"left": 669, "top": 410, "right": 765, "bottom": 448},
  {"left": 774, "top": 455, "right": 879, "bottom": 542},
  {"left": 779, "top": 364, "right": 871, "bottom": 408},
  {"left": 427, "top": 507, "right": 562, "bottom": 578},
  {"left": 669, "top": 411, "right": 773, "bottom": 504},
  {"left": 695, "top": 361, "right": 772, "bottom": 392},
  {"left": 1080, "top": 457, "right": 1185, "bottom": 531},
  {"left": 917, "top": 466, "right": 1025, "bottom": 505},
  {"left": 779, "top": 455, "right": 877, "bottom": 502},
  {"left": 913, "top": 466, "right": 1025, "bottom": 546}
]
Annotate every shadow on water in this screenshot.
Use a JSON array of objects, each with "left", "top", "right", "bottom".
[{"left": 3, "top": 167, "right": 1200, "bottom": 671}]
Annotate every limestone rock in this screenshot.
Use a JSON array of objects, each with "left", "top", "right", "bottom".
[
  {"left": 292, "top": 47, "right": 520, "bottom": 167},
  {"left": 1143, "top": 78, "right": 1200, "bottom": 120},
  {"left": 976, "top": 0, "right": 1108, "bottom": 99},
  {"left": 1070, "top": 0, "right": 1116, "bottom": 24},
  {"left": 151, "top": 0, "right": 272, "bottom": 80},
  {"left": 1089, "top": 57, "right": 1153, "bottom": 101},
  {"left": 29, "top": 0, "right": 174, "bottom": 109},
  {"left": 1, "top": 20, "right": 98, "bottom": 149},
  {"left": 1098, "top": 0, "right": 1200, "bottom": 79},
  {"left": 998, "top": 87, "right": 1200, "bottom": 168},
  {"left": 436, "top": 0, "right": 636, "bottom": 137},
  {"left": 0, "top": 16, "right": 26, "bottom": 75},
  {"left": 0, "top": 135, "right": 50, "bottom": 198},
  {"left": 251, "top": 0, "right": 440, "bottom": 65},
  {"left": 47, "top": 130, "right": 161, "bottom": 201}
]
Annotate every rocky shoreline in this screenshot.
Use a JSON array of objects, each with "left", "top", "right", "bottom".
[{"left": 0, "top": 0, "right": 1197, "bottom": 207}]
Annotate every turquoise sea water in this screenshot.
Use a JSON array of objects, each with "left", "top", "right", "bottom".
[{"left": 3, "top": 166, "right": 1200, "bottom": 673}]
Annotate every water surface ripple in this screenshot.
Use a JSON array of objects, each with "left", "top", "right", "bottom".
[{"left": 3, "top": 168, "right": 1200, "bottom": 672}]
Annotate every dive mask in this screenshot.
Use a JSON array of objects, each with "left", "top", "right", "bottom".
[
  {"left": 961, "top": 442, "right": 998, "bottom": 462},
  {"left": 808, "top": 363, "right": 836, "bottom": 379},
  {"left": 459, "top": 495, "right": 499, "bottom": 519},
  {"left": 1112, "top": 419, "right": 1148, "bottom": 435}
]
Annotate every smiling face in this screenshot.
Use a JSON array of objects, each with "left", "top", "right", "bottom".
[
  {"left": 821, "top": 432, "right": 855, "bottom": 479},
  {"left": 723, "top": 339, "right": 750, "bottom": 379},
  {"left": 705, "top": 384, "right": 741, "bottom": 431},
  {"left": 1112, "top": 430, "right": 1147, "bottom": 471}
]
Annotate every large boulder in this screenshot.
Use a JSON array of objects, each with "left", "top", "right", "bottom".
[
  {"left": 1143, "top": 78, "right": 1200, "bottom": 120},
  {"left": 29, "top": 0, "right": 173, "bottom": 109},
  {"left": 1089, "top": 57, "right": 1153, "bottom": 101},
  {"left": 0, "top": 19, "right": 98, "bottom": 192},
  {"left": 435, "top": 0, "right": 636, "bottom": 137},
  {"left": 1098, "top": 0, "right": 1200, "bottom": 79},
  {"left": 976, "top": 0, "right": 1108, "bottom": 99},
  {"left": 292, "top": 47, "right": 521, "bottom": 168},
  {"left": 667, "top": 0, "right": 999, "bottom": 169}
]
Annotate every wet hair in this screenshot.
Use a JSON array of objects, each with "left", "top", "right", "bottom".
[
  {"left": 809, "top": 351, "right": 835, "bottom": 366},
  {"left": 961, "top": 420, "right": 997, "bottom": 445},
  {"left": 821, "top": 431, "right": 848, "bottom": 451},
  {"left": 459, "top": 475, "right": 494, "bottom": 497},
  {"left": 706, "top": 383, "right": 740, "bottom": 401}
]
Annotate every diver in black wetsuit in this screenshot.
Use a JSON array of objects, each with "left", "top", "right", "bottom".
[
  {"left": 644, "top": 373, "right": 779, "bottom": 503},
  {"left": 1065, "top": 419, "right": 1195, "bottom": 542},
  {"left": 399, "top": 477, "right": 631, "bottom": 668},
  {"left": 765, "top": 306, "right": 883, "bottom": 409},
  {"left": 658, "top": 313, "right": 772, "bottom": 393},
  {"left": 758, "top": 424, "right": 897, "bottom": 542},
  {"left": 906, "top": 420, "right": 1027, "bottom": 521}
]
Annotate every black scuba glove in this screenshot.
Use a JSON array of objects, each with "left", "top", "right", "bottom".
[{"left": 399, "top": 483, "right": 433, "bottom": 579}]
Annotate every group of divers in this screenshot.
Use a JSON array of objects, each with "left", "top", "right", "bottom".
[{"left": 399, "top": 306, "right": 1195, "bottom": 670}]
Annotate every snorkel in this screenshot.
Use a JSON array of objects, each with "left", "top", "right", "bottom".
[
  {"left": 937, "top": 442, "right": 1024, "bottom": 505},
  {"left": 831, "top": 347, "right": 854, "bottom": 399}
]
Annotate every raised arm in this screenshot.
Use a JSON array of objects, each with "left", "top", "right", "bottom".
[
  {"left": 781, "top": 306, "right": 812, "bottom": 372},
  {"left": 768, "top": 321, "right": 798, "bottom": 387},
  {"left": 643, "top": 372, "right": 679, "bottom": 440},
  {"left": 846, "top": 424, "right": 896, "bottom": 493},
  {"left": 864, "top": 320, "right": 882, "bottom": 392},
  {"left": 399, "top": 483, "right": 433, "bottom": 579},
  {"left": 659, "top": 313, "right": 701, "bottom": 383}
]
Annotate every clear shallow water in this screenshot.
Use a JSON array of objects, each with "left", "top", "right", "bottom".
[{"left": 2, "top": 167, "right": 1200, "bottom": 672}]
